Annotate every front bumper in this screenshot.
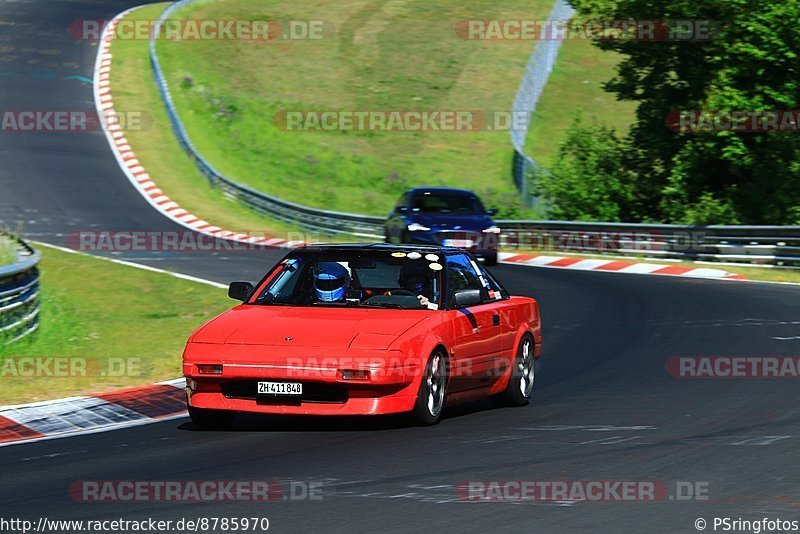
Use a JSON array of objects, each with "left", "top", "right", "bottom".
[
  {"left": 184, "top": 345, "right": 421, "bottom": 416},
  {"left": 407, "top": 230, "right": 499, "bottom": 257}
]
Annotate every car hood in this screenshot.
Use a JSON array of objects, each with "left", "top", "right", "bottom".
[
  {"left": 191, "top": 305, "right": 431, "bottom": 349},
  {"left": 410, "top": 212, "right": 494, "bottom": 230}
]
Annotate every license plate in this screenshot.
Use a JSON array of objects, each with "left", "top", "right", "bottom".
[
  {"left": 257, "top": 381, "right": 303, "bottom": 396},
  {"left": 443, "top": 239, "right": 474, "bottom": 248}
]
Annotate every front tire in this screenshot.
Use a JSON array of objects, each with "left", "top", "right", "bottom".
[
  {"left": 410, "top": 351, "right": 448, "bottom": 426},
  {"left": 188, "top": 405, "right": 235, "bottom": 429},
  {"left": 496, "top": 334, "right": 535, "bottom": 407}
]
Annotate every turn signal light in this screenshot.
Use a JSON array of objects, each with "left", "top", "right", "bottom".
[
  {"left": 340, "top": 369, "right": 370, "bottom": 381},
  {"left": 197, "top": 364, "right": 223, "bottom": 375}
]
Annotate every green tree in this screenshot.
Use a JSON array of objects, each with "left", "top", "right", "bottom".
[
  {"left": 535, "top": 115, "right": 636, "bottom": 221},
  {"left": 563, "top": 0, "right": 800, "bottom": 224}
]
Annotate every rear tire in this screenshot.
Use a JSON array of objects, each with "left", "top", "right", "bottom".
[
  {"left": 410, "top": 352, "right": 448, "bottom": 426},
  {"left": 495, "top": 334, "right": 535, "bottom": 407},
  {"left": 482, "top": 252, "right": 498, "bottom": 266},
  {"left": 188, "top": 405, "right": 235, "bottom": 429}
]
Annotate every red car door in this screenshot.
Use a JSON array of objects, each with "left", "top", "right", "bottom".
[{"left": 446, "top": 254, "right": 510, "bottom": 392}]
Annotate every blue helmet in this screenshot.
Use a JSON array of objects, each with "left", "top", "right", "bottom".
[{"left": 313, "top": 262, "right": 351, "bottom": 302}]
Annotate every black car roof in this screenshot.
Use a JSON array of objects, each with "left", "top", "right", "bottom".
[{"left": 294, "top": 243, "right": 463, "bottom": 254}]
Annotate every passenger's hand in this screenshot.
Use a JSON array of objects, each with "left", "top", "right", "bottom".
[{"left": 417, "top": 295, "right": 438, "bottom": 310}]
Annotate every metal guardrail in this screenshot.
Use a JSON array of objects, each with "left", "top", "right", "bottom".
[
  {"left": 0, "top": 233, "right": 41, "bottom": 344},
  {"left": 510, "top": 0, "right": 575, "bottom": 207},
  {"left": 496, "top": 221, "right": 800, "bottom": 267},
  {"left": 149, "top": 0, "right": 384, "bottom": 239},
  {"left": 146, "top": 2, "right": 800, "bottom": 268}
]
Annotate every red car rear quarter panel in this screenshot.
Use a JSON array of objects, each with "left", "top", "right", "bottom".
[{"left": 507, "top": 296, "right": 542, "bottom": 356}]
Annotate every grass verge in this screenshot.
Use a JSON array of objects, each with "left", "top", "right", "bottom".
[
  {"left": 110, "top": 3, "right": 323, "bottom": 241},
  {"left": 0, "top": 246, "right": 231, "bottom": 404},
  {"left": 525, "top": 39, "right": 636, "bottom": 167},
  {"left": 150, "top": 0, "right": 554, "bottom": 218},
  {"left": 0, "top": 234, "right": 16, "bottom": 265}
]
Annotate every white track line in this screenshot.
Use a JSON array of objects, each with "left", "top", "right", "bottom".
[{"left": 33, "top": 241, "right": 227, "bottom": 289}]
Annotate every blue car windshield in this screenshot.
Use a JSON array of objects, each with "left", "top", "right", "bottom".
[
  {"left": 253, "top": 250, "right": 445, "bottom": 310},
  {"left": 410, "top": 192, "right": 485, "bottom": 214}
]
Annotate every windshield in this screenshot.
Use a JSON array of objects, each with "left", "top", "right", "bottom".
[
  {"left": 253, "top": 250, "right": 445, "bottom": 310},
  {"left": 410, "top": 191, "right": 485, "bottom": 214}
]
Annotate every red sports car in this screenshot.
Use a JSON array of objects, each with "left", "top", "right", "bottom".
[{"left": 183, "top": 244, "right": 542, "bottom": 427}]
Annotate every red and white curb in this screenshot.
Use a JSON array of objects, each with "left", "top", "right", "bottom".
[
  {"left": 0, "top": 379, "right": 187, "bottom": 447},
  {"left": 94, "top": 7, "right": 306, "bottom": 251},
  {"left": 499, "top": 252, "right": 745, "bottom": 280}
]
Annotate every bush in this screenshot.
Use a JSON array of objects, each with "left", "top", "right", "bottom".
[{"left": 533, "top": 115, "right": 635, "bottom": 222}]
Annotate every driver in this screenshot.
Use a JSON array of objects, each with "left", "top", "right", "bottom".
[
  {"left": 390, "top": 265, "right": 437, "bottom": 310},
  {"left": 313, "top": 262, "right": 351, "bottom": 302}
]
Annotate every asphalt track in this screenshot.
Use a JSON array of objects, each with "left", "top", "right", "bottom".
[{"left": 1, "top": 1, "right": 800, "bottom": 533}]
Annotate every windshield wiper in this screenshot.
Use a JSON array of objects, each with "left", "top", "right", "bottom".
[{"left": 360, "top": 302, "right": 407, "bottom": 309}]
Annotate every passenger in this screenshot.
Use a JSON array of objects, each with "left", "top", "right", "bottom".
[{"left": 389, "top": 266, "right": 437, "bottom": 309}]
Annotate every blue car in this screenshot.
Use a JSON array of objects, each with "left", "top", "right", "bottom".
[{"left": 385, "top": 187, "right": 500, "bottom": 265}]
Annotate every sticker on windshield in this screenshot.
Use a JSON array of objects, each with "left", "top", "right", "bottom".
[
  {"left": 407, "top": 252, "right": 422, "bottom": 260},
  {"left": 391, "top": 252, "right": 407, "bottom": 258},
  {"left": 425, "top": 254, "right": 439, "bottom": 262},
  {"left": 429, "top": 262, "right": 443, "bottom": 271}
]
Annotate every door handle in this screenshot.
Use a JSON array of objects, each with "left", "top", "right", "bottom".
[{"left": 492, "top": 314, "right": 500, "bottom": 326}]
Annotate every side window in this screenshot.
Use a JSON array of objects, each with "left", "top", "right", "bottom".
[
  {"left": 397, "top": 193, "right": 409, "bottom": 209},
  {"left": 475, "top": 263, "right": 506, "bottom": 302},
  {"left": 447, "top": 254, "right": 484, "bottom": 299},
  {"left": 447, "top": 254, "right": 506, "bottom": 304}
]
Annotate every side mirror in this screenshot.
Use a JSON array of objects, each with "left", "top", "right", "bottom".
[
  {"left": 486, "top": 208, "right": 498, "bottom": 217},
  {"left": 395, "top": 205, "right": 409, "bottom": 213},
  {"left": 228, "top": 282, "right": 254, "bottom": 302},
  {"left": 452, "top": 289, "right": 482, "bottom": 309}
]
